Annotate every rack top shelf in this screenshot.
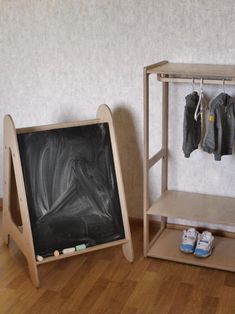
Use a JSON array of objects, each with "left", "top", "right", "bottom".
[{"left": 146, "top": 62, "right": 235, "bottom": 79}]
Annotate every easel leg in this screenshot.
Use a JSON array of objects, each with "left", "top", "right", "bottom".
[
  {"left": 3, "top": 143, "right": 11, "bottom": 246},
  {"left": 122, "top": 241, "right": 134, "bottom": 262},
  {"left": 27, "top": 256, "right": 40, "bottom": 288},
  {"left": 2, "top": 202, "right": 10, "bottom": 246},
  {"left": 2, "top": 229, "right": 10, "bottom": 246}
]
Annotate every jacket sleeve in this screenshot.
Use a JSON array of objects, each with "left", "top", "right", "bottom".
[{"left": 203, "top": 106, "right": 217, "bottom": 154}]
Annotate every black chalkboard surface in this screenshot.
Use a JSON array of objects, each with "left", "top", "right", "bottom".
[{"left": 17, "top": 123, "right": 125, "bottom": 256}]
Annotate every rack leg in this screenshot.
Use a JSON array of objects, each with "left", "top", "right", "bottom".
[
  {"left": 161, "top": 216, "right": 167, "bottom": 229},
  {"left": 143, "top": 68, "right": 150, "bottom": 257},
  {"left": 143, "top": 215, "right": 150, "bottom": 257},
  {"left": 161, "top": 80, "right": 169, "bottom": 193}
]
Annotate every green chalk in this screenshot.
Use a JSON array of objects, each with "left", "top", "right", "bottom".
[{"left": 76, "top": 244, "right": 86, "bottom": 251}]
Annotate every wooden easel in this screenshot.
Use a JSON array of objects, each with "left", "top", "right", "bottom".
[{"left": 2, "top": 104, "right": 134, "bottom": 287}]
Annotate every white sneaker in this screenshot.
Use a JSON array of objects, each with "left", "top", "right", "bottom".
[
  {"left": 194, "top": 231, "right": 214, "bottom": 258},
  {"left": 180, "top": 228, "right": 198, "bottom": 254}
]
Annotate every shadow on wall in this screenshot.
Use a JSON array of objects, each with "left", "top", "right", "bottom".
[{"left": 113, "top": 106, "right": 143, "bottom": 219}]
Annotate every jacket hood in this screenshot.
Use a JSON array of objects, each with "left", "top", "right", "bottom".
[{"left": 212, "top": 92, "right": 233, "bottom": 109}]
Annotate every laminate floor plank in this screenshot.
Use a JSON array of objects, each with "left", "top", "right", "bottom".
[{"left": 1, "top": 215, "right": 235, "bottom": 313}]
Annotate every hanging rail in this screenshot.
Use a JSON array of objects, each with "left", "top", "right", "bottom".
[{"left": 157, "top": 75, "right": 235, "bottom": 86}]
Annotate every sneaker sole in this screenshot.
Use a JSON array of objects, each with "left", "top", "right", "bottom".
[
  {"left": 179, "top": 246, "right": 194, "bottom": 254},
  {"left": 194, "top": 247, "right": 213, "bottom": 258}
]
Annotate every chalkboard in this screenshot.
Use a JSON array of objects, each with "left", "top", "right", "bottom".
[{"left": 17, "top": 123, "right": 125, "bottom": 257}]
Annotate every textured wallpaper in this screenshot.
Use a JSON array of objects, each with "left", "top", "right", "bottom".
[{"left": 1, "top": 1, "right": 235, "bottom": 226}]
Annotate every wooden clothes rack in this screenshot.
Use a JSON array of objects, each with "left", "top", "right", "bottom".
[
  {"left": 2, "top": 104, "right": 134, "bottom": 287},
  {"left": 143, "top": 61, "right": 235, "bottom": 272}
]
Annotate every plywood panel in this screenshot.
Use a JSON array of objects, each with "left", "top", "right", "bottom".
[
  {"left": 148, "top": 228, "right": 235, "bottom": 272},
  {"left": 147, "top": 190, "right": 235, "bottom": 227},
  {"left": 147, "top": 62, "right": 235, "bottom": 79}
]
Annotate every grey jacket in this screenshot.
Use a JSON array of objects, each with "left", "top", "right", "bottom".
[
  {"left": 203, "top": 93, "right": 235, "bottom": 161},
  {"left": 183, "top": 92, "right": 201, "bottom": 158}
]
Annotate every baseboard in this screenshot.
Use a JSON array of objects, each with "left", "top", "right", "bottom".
[
  {"left": 129, "top": 217, "right": 160, "bottom": 228},
  {"left": 129, "top": 217, "right": 142, "bottom": 226}
]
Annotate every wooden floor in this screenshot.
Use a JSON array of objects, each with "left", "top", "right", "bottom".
[{"left": 1, "top": 218, "right": 235, "bottom": 314}]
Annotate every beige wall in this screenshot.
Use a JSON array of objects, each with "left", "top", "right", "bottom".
[{"left": 1, "top": 1, "right": 235, "bottom": 219}]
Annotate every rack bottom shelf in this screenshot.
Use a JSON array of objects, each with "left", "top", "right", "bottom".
[{"left": 147, "top": 228, "right": 235, "bottom": 272}]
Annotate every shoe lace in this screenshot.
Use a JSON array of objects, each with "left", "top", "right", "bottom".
[
  {"left": 184, "top": 229, "right": 196, "bottom": 239},
  {"left": 199, "top": 231, "right": 211, "bottom": 244}
]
